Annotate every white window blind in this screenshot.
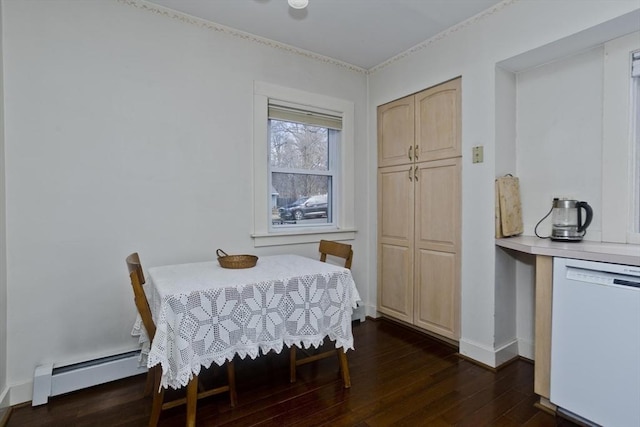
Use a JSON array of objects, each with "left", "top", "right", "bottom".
[{"left": 268, "top": 103, "right": 342, "bottom": 130}]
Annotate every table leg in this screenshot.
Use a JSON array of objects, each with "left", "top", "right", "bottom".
[
  {"left": 337, "top": 348, "right": 351, "bottom": 388},
  {"left": 186, "top": 375, "right": 198, "bottom": 427},
  {"left": 290, "top": 346, "right": 297, "bottom": 383}
]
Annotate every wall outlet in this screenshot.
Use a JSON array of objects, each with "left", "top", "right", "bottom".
[{"left": 472, "top": 145, "right": 484, "bottom": 163}]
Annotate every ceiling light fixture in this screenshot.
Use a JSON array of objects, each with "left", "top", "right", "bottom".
[{"left": 288, "top": 0, "right": 308, "bottom": 9}]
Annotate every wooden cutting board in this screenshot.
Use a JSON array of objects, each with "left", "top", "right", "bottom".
[{"left": 495, "top": 175, "right": 523, "bottom": 237}]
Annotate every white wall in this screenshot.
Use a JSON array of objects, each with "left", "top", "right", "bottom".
[
  {"left": 511, "top": 30, "right": 640, "bottom": 362},
  {"left": 368, "top": 0, "right": 640, "bottom": 366},
  {"left": 509, "top": 47, "right": 605, "bottom": 357},
  {"left": 515, "top": 254, "right": 535, "bottom": 359},
  {"left": 494, "top": 66, "right": 518, "bottom": 362},
  {"left": 0, "top": 1, "right": 8, "bottom": 408},
  {"left": 517, "top": 47, "right": 604, "bottom": 241},
  {"left": 2, "top": 0, "right": 368, "bottom": 403}
]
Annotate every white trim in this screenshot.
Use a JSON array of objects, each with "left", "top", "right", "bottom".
[
  {"left": 518, "top": 338, "right": 534, "bottom": 360},
  {"left": 362, "top": 303, "right": 378, "bottom": 320},
  {"left": 8, "top": 382, "right": 31, "bottom": 406},
  {"left": 0, "top": 385, "right": 9, "bottom": 408},
  {"left": 369, "top": 0, "right": 517, "bottom": 73},
  {"left": 459, "top": 338, "right": 497, "bottom": 367},
  {"left": 119, "top": 0, "right": 515, "bottom": 74},
  {"left": 495, "top": 339, "right": 519, "bottom": 366},
  {"left": 117, "top": 0, "right": 367, "bottom": 74},
  {"left": 253, "top": 81, "right": 355, "bottom": 247},
  {"left": 459, "top": 337, "right": 519, "bottom": 368},
  {"left": 252, "top": 228, "right": 356, "bottom": 248}
]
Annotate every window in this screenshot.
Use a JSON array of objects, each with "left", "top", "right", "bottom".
[
  {"left": 252, "top": 82, "right": 356, "bottom": 247},
  {"left": 602, "top": 32, "right": 640, "bottom": 244},
  {"left": 268, "top": 104, "right": 340, "bottom": 229}
]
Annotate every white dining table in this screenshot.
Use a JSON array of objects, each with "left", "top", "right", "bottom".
[{"left": 133, "top": 253, "right": 360, "bottom": 423}]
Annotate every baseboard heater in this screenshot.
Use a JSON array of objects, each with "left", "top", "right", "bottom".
[
  {"left": 32, "top": 350, "right": 148, "bottom": 406},
  {"left": 351, "top": 302, "right": 365, "bottom": 323}
]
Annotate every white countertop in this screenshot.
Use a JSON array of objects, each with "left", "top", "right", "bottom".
[{"left": 496, "top": 235, "right": 640, "bottom": 266}]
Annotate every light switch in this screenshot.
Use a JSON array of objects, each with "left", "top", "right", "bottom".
[{"left": 472, "top": 146, "right": 483, "bottom": 163}]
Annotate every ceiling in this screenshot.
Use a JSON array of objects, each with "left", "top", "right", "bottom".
[{"left": 145, "top": 0, "right": 504, "bottom": 70}]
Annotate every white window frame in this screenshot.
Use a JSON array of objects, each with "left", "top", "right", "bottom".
[
  {"left": 252, "top": 81, "right": 356, "bottom": 247},
  {"left": 602, "top": 31, "right": 640, "bottom": 244}
]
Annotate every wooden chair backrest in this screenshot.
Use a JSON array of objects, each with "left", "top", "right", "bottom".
[
  {"left": 319, "top": 240, "right": 353, "bottom": 270},
  {"left": 126, "top": 252, "right": 145, "bottom": 284},
  {"left": 126, "top": 252, "right": 156, "bottom": 340}
]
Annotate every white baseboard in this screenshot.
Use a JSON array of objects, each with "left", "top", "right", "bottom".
[
  {"left": 494, "top": 339, "right": 519, "bottom": 366},
  {"left": 459, "top": 337, "right": 519, "bottom": 368},
  {"left": 8, "top": 382, "right": 31, "bottom": 406},
  {"left": 518, "top": 338, "right": 534, "bottom": 360},
  {"left": 0, "top": 385, "right": 9, "bottom": 408},
  {"left": 459, "top": 338, "right": 497, "bottom": 367},
  {"left": 362, "top": 303, "right": 378, "bottom": 319}
]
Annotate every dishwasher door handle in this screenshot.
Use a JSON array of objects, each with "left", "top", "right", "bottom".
[{"left": 613, "top": 278, "right": 640, "bottom": 288}]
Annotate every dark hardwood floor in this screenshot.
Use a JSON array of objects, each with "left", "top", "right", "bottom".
[{"left": 7, "top": 319, "right": 577, "bottom": 426}]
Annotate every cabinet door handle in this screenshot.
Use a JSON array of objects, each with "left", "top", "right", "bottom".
[
  {"left": 415, "top": 145, "right": 419, "bottom": 160},
  {"left": 409, "top": 167, "right": 413, "bottom": 181},
  {"left": 408, "top": 146, "right": 413, "bottom": 161},
  {"left": 414, "top": 165, "right": 419, "bottom": 181}
]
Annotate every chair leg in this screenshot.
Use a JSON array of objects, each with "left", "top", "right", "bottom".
[
  {"left": 337, "top": 348, "right": 351, "bottom": 389},
  {"left": 186, "top": 375, "right": 198, "bottom": 427},
  {"left": 143, "top": 366, "right": 155, "bottom": 397},
  {"left": 289, "top": 345, "right": 297, "bottom": 383},
  {"left": 148, "top": 369, "right": 164, "bottom": 427},
  {"left": 226, "top": 360, "right": 237, "bottom": 407}
]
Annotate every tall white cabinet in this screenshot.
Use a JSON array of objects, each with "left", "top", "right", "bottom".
[{"left": 377, "top": 78, "right": 462, "bottom": 341}]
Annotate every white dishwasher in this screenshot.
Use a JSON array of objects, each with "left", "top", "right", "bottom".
[{"left": 551, "top": 257, "right": 640, "bottom": 427}]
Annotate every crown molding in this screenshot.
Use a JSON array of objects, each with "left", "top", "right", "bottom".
[
  {"left": 369, "top": 0, "right": 518, "bottom": 74},
  {"left": 117, "top": 0, "right": 368, "bottom": 74},
  {"left": 117, "top": 0, "right": 516, "bottom": 74}
]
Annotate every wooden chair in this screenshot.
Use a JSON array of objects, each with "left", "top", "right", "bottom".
[
  {"left": 289, "top": 240, "right": 353, "bottom": 388},
  {"left": 126, "top": 253, "right": 157, "bottom": 398},
  {"left": 126, "top": 253, "right": 237, "bottom": 427}
]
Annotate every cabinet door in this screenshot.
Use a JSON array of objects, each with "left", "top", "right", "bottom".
[
  {"left": 413, "top": 158, "right": 461, "bottom": 339},
  {"left": 377, "top": 95, "right": 415, "bottom": 167},
  {"left": 377, "top": 165, "right": 414, "bottom": 323},
  {"left": 414, "top": 250, "right": 459, "bottom": 339},
  {"left": 415, "top": 78, "right": 461, "bottom": 162}
]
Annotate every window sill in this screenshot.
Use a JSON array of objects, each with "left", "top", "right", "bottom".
[
  {"left": 627, "top": 232, "right": 640, "bottom": 245},
  {"left": 252, "top": 228, "right": 357, "bottom": 247}
]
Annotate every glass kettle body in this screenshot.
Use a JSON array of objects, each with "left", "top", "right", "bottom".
[{"left": 551, "top": 198, "right": 593, "bottom": 241}]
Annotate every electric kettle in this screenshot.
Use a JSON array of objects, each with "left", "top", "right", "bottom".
[
  {"left": 535, "top": 198, "right": 594, "bottom": 241},
  {"left": 550, "top": 198, "right": 593, "bottom": 241}
]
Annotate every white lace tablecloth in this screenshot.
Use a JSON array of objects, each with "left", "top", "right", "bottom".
[{"left": 132, "top": 254, "right": 360, "bottom": 390}]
